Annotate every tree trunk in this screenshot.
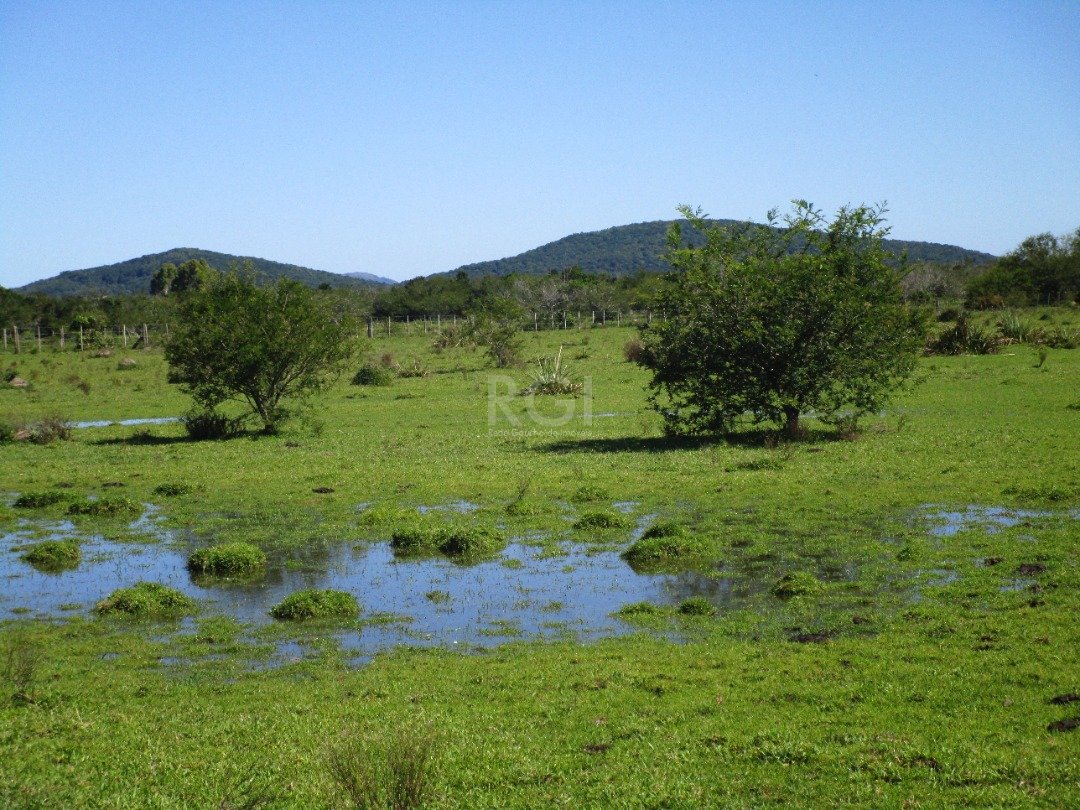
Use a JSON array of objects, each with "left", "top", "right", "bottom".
[{"left": 783, "top": 406, "right": 800, "bottom": 439}]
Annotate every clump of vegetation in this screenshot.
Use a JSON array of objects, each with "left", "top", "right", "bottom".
[
  {"left": 269, "top": 589, "right": 359, "bottom": 621},
  {"left": 67, "top": 496, "right": 140, "bottom": 517},
  {"left": 352, "top": 362, "right": 395, "bottom": 387},
  {"left": 14, "top": 490, "right": 74, "bottom": 509},
  {"left": 425, "top": 590, "right": 451, "bottom": 604},
  {"left": 925, "top": 314, "right": 1001, "bottom": 355},
  {"left": 771, "top": 571, "right": 823, "bottom": 598},
  {"left": 623, "top": 337, "right": 646, "bottom": 363},
  {"left": 996, "top": 312, "right": 1045, "bottom": 345},
  {"left": 678, "top": 596, "right": 716, "bottom": 616},
  {"left": 94, "top": 582, "right": 197, "bottom": 617},
  {"left": 0, "top": 417, "right": 15, "bottom": 444},
  {"left": 573, "top": 510, "right": 629, "bottom": 530},
  {"left": 153, "top": 482, "right": 195, "bottom": 497},
  {"left": 570, "top": 485, "right": 608, "bottom": 503},
  {"left": 397, "top": 358, "right": 430, "bottom": 378},
  {"left": 182, "top": 408, "right": 248, "bottom": 440},
  {"left": 117, "top": 357, "right": 138, "bottom": 370},
  {"left": 358, "top": 503, "right": 416, "bottom": 525},
  {"left": 3, "top": 628, "right": 44, "bottom": 705},
  {"left": 623, "top": 522, "right": 710, "bottom": 570},
  {"left": 1043, "top": 326, "right": 1079, "bottom": 349},
  {"left": 22, "top": 540, "right": 81, "bottom": 572},
  {"left": 23, "top": 415, "right": 72, "bottom": 445},
  {"left": 522, "top": 346, "right": 583, "bottom": 396},
  {"left": 391, "top": 524, "right": 507, "bottom": 562},
  {"left": 326, "top": 722, "right": 438, "bottom": 810},
  {"left": 614, "top": 601, "right": 666, "bottom": 619},
  {"left": 187, "top": 542, "right": 267, "bottom": 577}
]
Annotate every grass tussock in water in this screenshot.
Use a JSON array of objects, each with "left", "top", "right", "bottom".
[
  {"left": 21, "top": 540, "right": 81, "bottom": 572},
  {"left": 623, "top": 521, "right": 709, "bottom": 570},
  {"left": 94, "top": 582, "right": 197, "bottom": 617},
  {"left": 187, "top": 542, "right": 267, "bottom": 577},
  {"left": 13, "top": 490, "right": 74, "bottom": 509},
  {"left": 390, "top": 524, "right": 507, "bottom": 562},
  {"left": 771, "top": 571, "right": 823, "bottom": 598},
  {"left": 67, "top": 496, "right": 141, "bottom": 517},
  {"left": 269, "top": 588, "right": 359, "bottom": 621},
  {"left": 573, "top": 510, "right": 630, "bottom": 531}
]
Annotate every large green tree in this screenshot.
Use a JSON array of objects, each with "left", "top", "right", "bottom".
[
  {"left": 638, "top": 202, "right": 927, "bottom": 438},
  {"left": 165, "top": 273, "right": 358, "bottom": 432}
]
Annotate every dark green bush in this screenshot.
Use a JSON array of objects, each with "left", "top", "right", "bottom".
[
  {"left": 390, "top": 524, "right": 507, "bottom": 561},
  {"left": 351, "top": 363, "right": 394, "bottom": 386},
  {"left": 14, "top": 490, "right": 74, "bottom": 509},
  {"left": 22, "top": 540, "right": 81, "bottom": 572},
  {"left": 68, "top": 497, "right": 140, "bottom": 517},
  {"left": 95, "top": 582, "right": 197, "bottom": 617},
  {"left": 153, "top": 482, "right": 195, "bottom": 497},
  {"left": 182, "top": 408, "right": 247, "bottom": 440},
  {"left": 187, "top": 543, "right": 267, "bottom": 577},
  {"left": 925, "top": 314, "right": 1001, "bottom": 355},
  {"left": 27, "top": 416, "right": 71, "bottom": 445},
  {"left": 269, "top": 589, "right": 359, "bottom": 621}
]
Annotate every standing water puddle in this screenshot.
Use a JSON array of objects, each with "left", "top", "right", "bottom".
[
  {"left": 69, "top": 417, "right": 180, "bottom": 429},
  {"left": 2, "top": 518, "right": 752, "bottom": 663}
]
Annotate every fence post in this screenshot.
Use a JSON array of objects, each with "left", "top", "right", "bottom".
[
  {"left": 2, "top": 328, "right": 6, "bottom": 351},
  {"left": 59, "top": 326, "right": 65, "bottom": 349},
  {"left": 122, "top": 325, "right": 128, "bottom": 347},
  {"left": 79, "top": 325, "right": 84, "bottom": 351},
  {"left": 617, "top": 311, "right": 621, "bottom": 327},
  {"left": 534, "top": 312, "right": 538, "bottom": 331},
  {"left": 36, "top": 325, "right": 42, "bottom": 352},
  {"left": 437, "top": 313, "right": 441, "bottom": 332},
  {"left": 387, "top": 316, "right": 391, "bottom": 337},
  {"left": 13, "top": 325, "right": 20, "bottom": 354},
  {"left": 143, "top": 324, "right": 150, "bottom": 349},
  {"left": 367, "top": 318, "right": 373, "bottom": 338},
  {"left": 562, "top": 312, "right": 567, "bottom": 329}
]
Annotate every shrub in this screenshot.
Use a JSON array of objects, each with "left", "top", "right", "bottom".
[
  {"left": 2, "top": 368, "right": 17, "bottom": 383},
  {"left": 390, "top": 524, "right": 507, "bottom": 561},
  {"left": 182, "top": 408, "right": 247, "bottom": 440},
  {"left": 27, "top": 416, "right": 71, "bottom": 445},
  {"left": 574, "top": 510, "right": 629, "bottom": 530},
  {"left": 14, "top": 490, "right": 74, "bottom": 508},
  {"left": 22, "top": 540, "right": 81, "bottom": 572},
  {"left": 678, "top": 596, "right": 716, "bottom": 616},
  {"left": 3, "top": 628, "right": 44, "bottom": 705},
  {"left": 68, "top": 497, "right": 140, "bottom": 517},
  {"left": 771, "top": 572, "right": 823, "bottom": 598},
  {"left": 1043, "top": 326, "right": 1079, "bottom": 349},
  {"left": 522, "top": 346, "right": 583, "bottom": 396},
  {"left": 352, "top": 363, "right": 395, "bottom": 386},
  {"left": 187, "top": 542, "right": 267, "bottom": 577},
  {"left": 432, "top": 324, "right": 470, "bottom": 351},
  {"left": 397, "top": 359, "right": 429, "bottom": 378},
  {"left": 327, "top": 723, "right": 438, "bottom": 810},
  {"left": 623, "top": 337, "right": 646, "bottom": 363},
  {"left": 270, "top": 589, "right": 359, "bottom": 621},
  {"left": 996, "top": 312, "right": 1045, "bottom": 345},
  {"left": 925, "top": 314, "right": 1001, "bottom": 355},
  {"left": 937, "top": 307, "right": 961, "bottom": 322},
  {"left": 0, "top": 418, "right": 14, "bottom": 444},
  {"left": 623, "top": 523, "right": 709, "bottom": 570},
  {"left": 95, "top": 582, "right": 197, "bottom": 617},
  {"left": 116, "top": 357, "right": 137, "bottom": 370}
]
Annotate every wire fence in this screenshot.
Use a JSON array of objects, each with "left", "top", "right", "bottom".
[{"left": 2, "top": 310, "right": 657, "bottom": 354}]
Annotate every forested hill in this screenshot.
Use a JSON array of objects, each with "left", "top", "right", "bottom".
[
  {"left": 448, "top": 220, "right": 998, "bottom": 278},
  {"left": 15, "top": 248, "right": 381, "bottom": 297}
]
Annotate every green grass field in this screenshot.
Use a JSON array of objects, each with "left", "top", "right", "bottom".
[{"left": 1, "top": 316, "right": 1078, "bottom": 807}]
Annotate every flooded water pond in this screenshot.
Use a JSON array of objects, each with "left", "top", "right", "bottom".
[{"left": 1, "top": 513, "right": 759, "bottom": 664}]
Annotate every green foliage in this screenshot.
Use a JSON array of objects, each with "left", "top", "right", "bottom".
[
  {"left": 269, "top": 589, "right": 359, "bottom": 621},
  {"left": 21, "top": 540, "right": 81, "bottom": 572},
  {"left": 2, "top": 628, "right": 43, "bottom": 705},
  {"left": 522, "top": 346, "right": 583, "bottom": 396},
  {"left": 925, "top": 314, "right": 1001, "bottom": 355},
  {"left": 21, "top": 416, "right": 71, "bottom": 445},
  {"left": 187, "top": 543, "right": 267, "bottom": 577},
  {"left": 165, "top": 273, "right": 359, "bottom": 432},
  {"left": 14, "top": 490, "right": 74, "bottom": 508},
  {"left": 67, "top": 497, "right": 140, "bottom": 517},
  {"left": 326, "top": 723, "right": 438, "bottom": 810},
  {"left": 181, "top": 408, "right": 248, "bottom": 440},
  {"left": 640, "top": 202, "right": 927, "bottom": 437},
  {"left": 678, "top": 596, "right": 716, "bottom": 616},
  {"left": 390, "top": 524, "right": 507, "bottom": 562},
  {"left": 573, "top": 510, "right": 630, "bottom": 531},
  {"left": 623, "top": 522, "right": 709, "bottom": 570},
  {"left": 94, "top": 582, "right": 197, "bottom": 617},
  {"left": 351, "top": 362, "right": 395, "bottom": 386},
  {"left": 966, "top": 229, "right": 1080, "bottom": 308},
  {"left": 770, "top": 571, "right": 823, "bottom": 598},
  {"left": 153, "top": 482, "right": 195, "bottom": 497}
]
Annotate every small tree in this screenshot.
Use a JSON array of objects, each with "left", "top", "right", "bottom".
[
  {"left": 638, "top": 201, "right": 926, "bottom": 438},
  {"left": 165, "top": 273, "right": 358, "bottom": 433}
]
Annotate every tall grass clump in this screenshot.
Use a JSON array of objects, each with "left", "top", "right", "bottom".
[
  {"left": 390, "top": 524, "right": 506, "bottom": 562},
  {"left": 926, "top": 314, "right": 1000, "bottom": 355},
  {"left": 997, "top": 312, "right": 1045, "bottom": 345},
  {"left": 14, "top": 490, "right": 74, "bottom": 509},
  {"left": 327, "top": 723, "right": 438, "bottom": 810},
  {"left": 187, "top": 542, "right": 267, "bottom": 577},
  {"left": 352, "top": 362, "right": 395, "bottom": 386},
  {"left": 22, "top": 540, "right": 81, "bottom": 572},
  {"left": 3, "top": 628, "right": 44, "bottom": 705},
  {"left": 270, "top": 589, "right": 359, "bottom": 621},
  {"left": 94, "top": 582, "right": 197, "bottom": 617},
  {"left": 623, "top": 337, "right": 646, "bottom": 363},
  {"left": 573, "top": 510, "right": 629, "bottom": 531},
  {"left": 522, "top": 346, "right": 583, "bottom": 396},
  {"left": 623, "top": 522, "right": 709, "bottom": 570},
  {"left": 771, "top": 571, "right": 823, "bottom": 598},
  {"left": 68, "top": 496, "right": 141, "bottom": 517}
]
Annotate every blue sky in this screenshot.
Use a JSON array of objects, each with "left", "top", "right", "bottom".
[{"left": 1, "top": 0, "right": 1078, "bottom": 286}]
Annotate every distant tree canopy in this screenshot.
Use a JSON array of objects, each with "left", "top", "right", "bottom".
[
  {"left": 150, "top": 259, "right": 214, "bottom": 296},
  {"left": 164, "top": 274, "right": 359, "bottom": 433},
  {"left": 966, "top": 229, "right": 1080, "bottom": 308},
  {"left": 637, "top": 202, "right": 927, "bottom": 438}
]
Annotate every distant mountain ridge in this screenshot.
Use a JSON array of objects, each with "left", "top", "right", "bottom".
[
  {"left": 447, "top": 220, "right": 998, "bottom": 278},
  {"left": 15, "top": 248, "right": 389, "bottom": 297},
  {"left": 342, "top": 270, "right": 397, "bottom": 285}
]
